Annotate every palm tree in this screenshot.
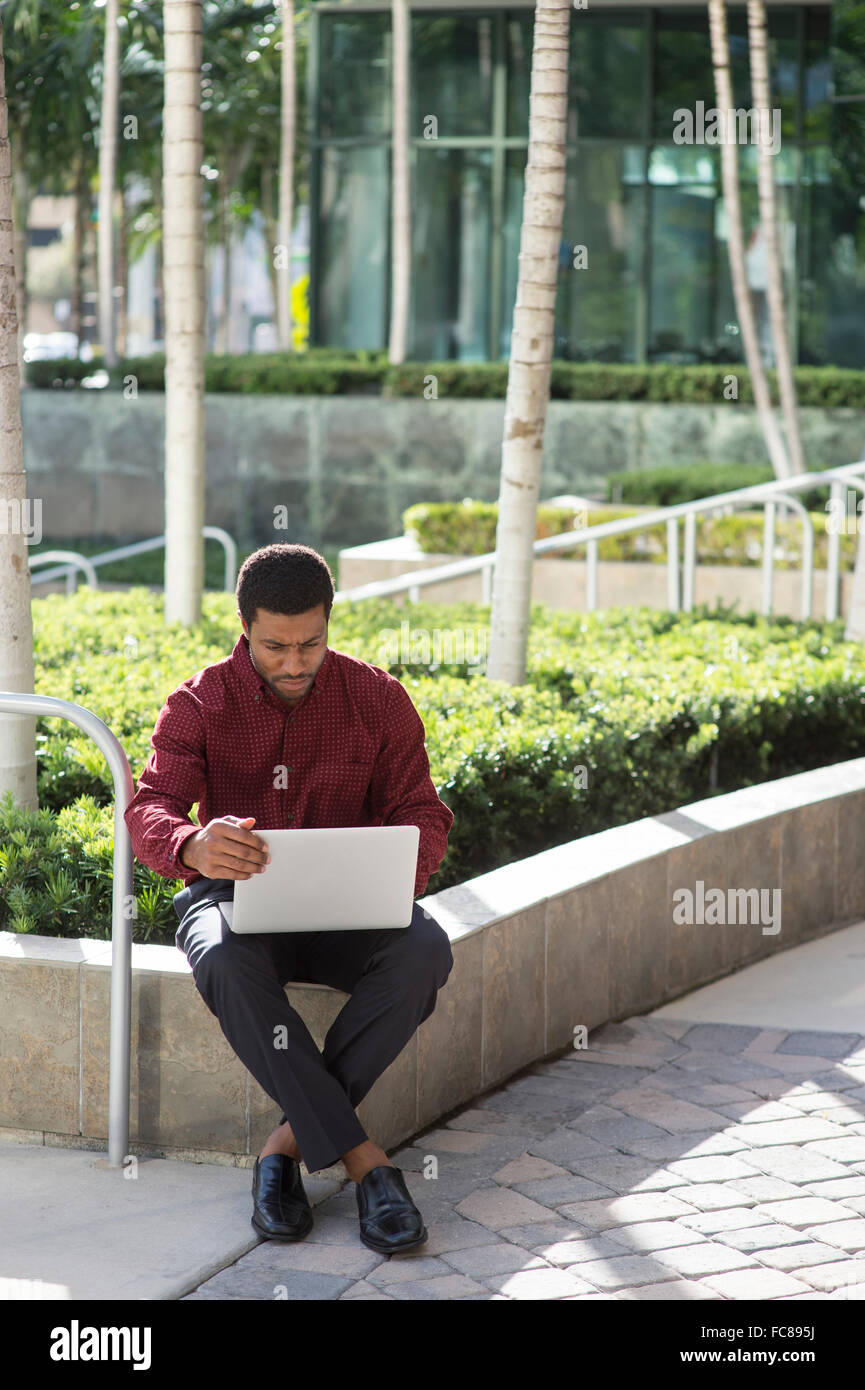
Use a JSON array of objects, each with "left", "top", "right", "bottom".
[
  {"left": 746, "top": 0, "right": 804, "bottom": 474},
  {"left": 276, "top": 0, "right": 295, "bottom": 350},
  {"left": 162, "top": 0, "right": 205, "bottom": 627},
  {"left": 486, "top": 0, "right": 570, "bottom": 685},
  {"left": 0, "top": 8, "right": 37, "bottom": 808},
  {"left": 97, "top": 0, "right": 120, "bottom": 367},
  {"left": 387, "top": 0, "right": 409, "bottom": 364},
  {"left": 708, "top": 0, "right": 790, "bottom": 478}
]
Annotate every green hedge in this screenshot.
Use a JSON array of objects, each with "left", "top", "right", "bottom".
[
  {"left": 606, "top": 462, "right": 832, "bottom": 514},
  {"left": 24, "top": 355, "right": 865, "bottom": 406},
  {"left": 3, "top": 589, "right": 865, "bottom": 946},
  {"left": 403, "top": 499, "right": 858, "bottom": 569}
]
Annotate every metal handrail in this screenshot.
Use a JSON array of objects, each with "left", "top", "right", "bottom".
[
  {"left": 29, "top": 551, "right": 99, "bottom": 594},
  {"left": 333, "top": 459, "right": 865, "bottom": 622},
  {"left": 30, "top": 526, "right": 238, "bottom": 593},
  {"left": 0, "top": 694, "right": 134, "bottom": 1169}
]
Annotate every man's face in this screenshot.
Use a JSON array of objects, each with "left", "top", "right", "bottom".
[{"left": 239, "top": 605, "right": 329, "bottom": 708}]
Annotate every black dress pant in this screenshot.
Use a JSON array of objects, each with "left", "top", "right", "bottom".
[{"left": 172, "top": 876, "right": 454, "bottom": 1174}]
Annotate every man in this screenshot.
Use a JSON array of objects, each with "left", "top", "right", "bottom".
[{"left": 123, "top": 543, "right": 455, "bottom": 1255}]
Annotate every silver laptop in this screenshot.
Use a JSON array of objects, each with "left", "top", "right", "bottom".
[{"left": 226, "top": 825, "right": 420, "bottom": 932}]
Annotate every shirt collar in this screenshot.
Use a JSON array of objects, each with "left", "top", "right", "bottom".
[{"left": 233, "top": 632, "right": 333, "bottom": 704}]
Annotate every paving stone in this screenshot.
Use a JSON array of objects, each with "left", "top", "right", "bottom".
[
  {"left": 491, "top": 1154, "right": 572, "bottom": 1185},
  {"left": 569, "top": 1116, "right": 675, "bottom": 1147},
  {"left": 699, "top": 1267, "right": 814, "bottom": 1298},
  {"left": 230, "top": 1241, "right": 381, "bottom": 1279},
  {"left": 482, "top": 1267, "right": 598, "bottom": 1299},
  {"left": 754, "top": 1242, "right": 848, "bottom": 1271},
  {"left": 802, "top": 1071, "right": 865, "bottom": 1092},
  {"left": 412, "top": 1128, "right": 499, "bottom": 1154},
  {"left": 678, "top": 1207, "right": 772, "bottom": 1235},
  {"left": 187, "top": 1266, "right": 352, "bottom": 1300},
  {"left": 711, "top": 1100, "right": 808, "bottom": 1123},
  {"left": 444, "top": 1108, "right": 549, "bottom": 1136},
  {"left": 367, "top": 1256, "right": 456, "bottom": 1286},
  {"left": 677, "top": 1024, "right": 765, "bottom": 1054},
  {"left": 512, "top": 1175, "right": 617, "bottom": 1206},
  {"left": 674, "top": 1083, "right": 761, "bottom": 1106},
  {"left": 651, "top": 1242, "right": 759, "bottom": 1276},
  {"left": 715, "top": 1224, "right": 805, "bottom": 1252},
  {"left": 562, "top": 1255, "right": 677, "bottom": 1290},
  {"left": 722, "top": 1174, "right": 805, "bottom": 1201},
  {"left": 757, "top": 1054, "right": 850, "bottom": 1077},
  {"left": 567, "top": 1156, "right": 687, "bottom": 1194},
  {"left": 803, "top": 1138, "right": 865, "bottom": 1162},
  {"left": 782, "top": 1091, "right": 864, "bottom": 1114},
  {"left": 775, "top": 1031, "right": 864, "bottom": 1058},
  {"left": 601, "top": 1220, "right": 706, "bottom": 1252},
  {"left": 386, "top": 1274, "right": 492, "bottom": 1300},
  {"left": 664, "top": 1184, "right": 760, "bottom": 1212},
  {"left": 723, "top": 1118, "right": 849, "bottom": 1148},
  {"left": 455, "top": 1187, "right": 560, "bottom": 1231},
  {"left": 603, "top": 1088, "right": 732, "bottom": 1133},
  {"left": 528, "top": 1129, "right": 619, "bottom": 1168},
  {"left": 804, "top": 1177, "right": 865, "bottom": 1199},
  {"left": 829, "top": 1196, "right": 865, "bottom": 1216},
  {"left": 730, "top": 1145, "right": 849, "bottom": 1182},
  {"left": 623, "top": 1132, "right": 751, "bottom": 1161},
  {"left": 752, "top": 1197, "right": 859, "bottom": 1229},
  {"left": 558, "top": 1191, "right": 699, "bottom": 1227},
  {"left": 527, "top": 1234, "right": 635, "bottom": 1265},
  {"left": 338, "top": 1280, "right": 394, "bottom": 1300},
  {"left": 614, "top": 1280, "right": 723, "bottom": 1300},
  {"left": 741, "top": 1029, "right": 791, "bottom": 1056},
  {"left": 801, "top": 1219, "right": 865, "bottom": 1252},
  {"left": 831, "top": 1283, "right": 865, "bottom": 1299},
  {"left": 648, "top": 1020, "right": 693, "bottom": 1041},
  {"left": 664, "top": 1154, "right": 761, "bottom": 1183},
  {"left": 769, "top": 1260, "right": 865, "bottom": 1292},
  {"left": 405, "top": 1219, "right": 499, "bottom": 1256},
  {"left": 497, "top": 1220, "right": 597, "bottom": 1247},
  {"left": 301, "top": 1216, "right": 365, "bottom": 1246},
  {"left": 440, "top": 1243, "right": 550, "bottom": 1277}
]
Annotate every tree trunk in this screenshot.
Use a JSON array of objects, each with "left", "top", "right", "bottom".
[
  {"left": 11, "top": 157, "right": 28, "bottom": 387},
  {"left": 71, "top": 158, "right": 87, "bottom": 350},
  {"left": 708, "top": 0, "right": 790, "bottom": 478},
  {"left": 486, "top": 0, "right": 570, "bottom": 686},
  {"left": 387, "top": 0, "right": 410, "bottom": 363},
  {"left": 162, "top": 0, "right": 205, "bottom": 626},
  {"left": 98, "top": 0, "right": 120, "bottom": 367},
  {"left": 277, "top": 0, "right": 295, "bottom": 350},
  {"left": 214, "top": 171, "right": 229, "bottom": 355},
  {"left": 261, "top": 163, "right": 279, "bottom": 330},
  {"left": 115, "top": 182, "right": 128, "bottom": 358},
  {"left": 746, "top": 0, "right": 804, "bottom": 474},
  {"left": 0, "top": 14, "right": 38, "bottom": 809}
]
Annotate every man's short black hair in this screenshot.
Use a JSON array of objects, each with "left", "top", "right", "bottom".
[{"left": 236, "top": 544, "right": 335, "bottom": 630}]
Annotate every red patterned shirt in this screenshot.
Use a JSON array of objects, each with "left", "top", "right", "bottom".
[{"left": 123, "top": 633, "right": 454, "bottom": 899}]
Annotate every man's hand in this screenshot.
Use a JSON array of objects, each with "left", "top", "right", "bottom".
[{"left": 180, "top": 816, "right": 272, "bottom": 880}]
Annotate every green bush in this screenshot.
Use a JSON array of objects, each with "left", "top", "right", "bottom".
[
  {"left": 402, "top": 499, "right": 857, "bottom": 569},
  {"left": 24, "top": 355, "right": 865, "bottom": 406},
  {"left": 4, "top": 589, "right": 865, "bottom": 946}
]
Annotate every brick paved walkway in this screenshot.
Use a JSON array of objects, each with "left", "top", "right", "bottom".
[{"left": 182, "top": 1016, "right": 865, "bottom": 1301}]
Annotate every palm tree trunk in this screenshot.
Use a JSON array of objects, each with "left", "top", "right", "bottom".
[
  {"left": 261, "top": 162, "right": 279, "bottom": 330},
  {"left": 276, "top": 0, "right": 295, "bottom": 351},
  {"left": 708, "top": 0, "right": 790, "bottom": 478},
  {"left": 486, "top": 0, "right": 570, "bottom": 685},
  {"left": 0, "top": 14, "right": 37, "bottom": 809},
  {"left": 746, "top": 0, "right": 803, "bottom": 474},
  {"left": 162, "top": 0, "right": 205, "bottom": 626},
  {"left": 116, "top": 182, "right": 128, "bottom": 357},
  {"left": 98, "top": 0, "right": 120, "bottom": 367},
  {"left": 11, "top": 154, "right": 28, "bottom": 387},
  {"left": 387, "top": 0, "right": 410, "bottom": 363},
  {"left": 71, "top": 156, "right": 87, "bottom": 350}
]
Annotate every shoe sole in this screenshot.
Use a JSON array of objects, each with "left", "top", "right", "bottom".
[
  {"left": 251, "top": 1210, "right": 314, "bottom": 1242},
  {"left": 358, "top": 1224, "right": 428, "bottom": 1256}
]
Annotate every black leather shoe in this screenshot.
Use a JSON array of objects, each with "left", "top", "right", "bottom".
[
  {"left": 251, "top": 1154, "right": 313, "bottom": 1241},
  {"left": 355, "top": 1165, "right": 428, "bottom": 1254}
]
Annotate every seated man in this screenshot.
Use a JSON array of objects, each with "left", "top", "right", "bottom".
[{"left": 123, "top": 543, "right": 455, "bottom": 1254}]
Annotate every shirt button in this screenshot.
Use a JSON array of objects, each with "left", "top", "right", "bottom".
[{"left": 286, "top": 814, "right": 294, "bottom": 822}]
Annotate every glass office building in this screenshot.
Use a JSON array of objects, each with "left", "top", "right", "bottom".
[{"left": 308, "top": 1, "right": 865, "bottom": 367}]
